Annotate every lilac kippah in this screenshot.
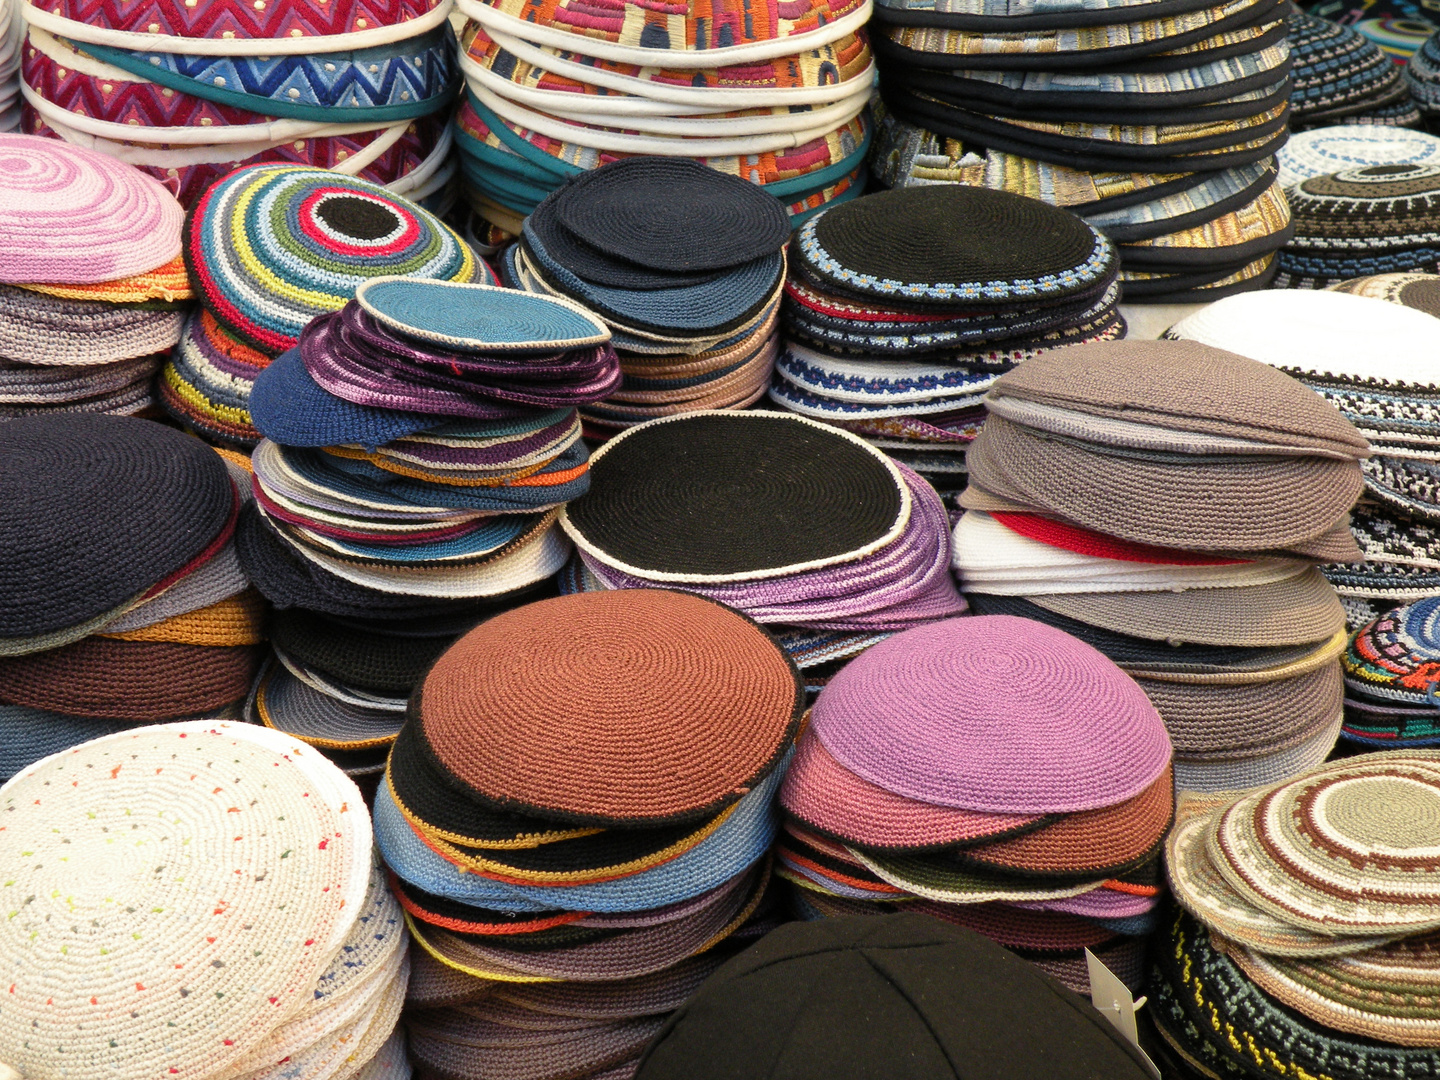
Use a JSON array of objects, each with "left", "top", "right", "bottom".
[{"left": 812, "top": 615, "right": 1171, "bottom": 814}]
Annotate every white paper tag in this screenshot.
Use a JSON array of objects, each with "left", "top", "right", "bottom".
[{"left": 1085, "top": 948, "right": 1162, "bottom": 1080}]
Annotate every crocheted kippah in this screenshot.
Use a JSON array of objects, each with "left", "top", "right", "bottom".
[
  {"left": 561, "top": 412, "right": 910, "bottom": 582},
  {"left": 417, "top": 589, "right": 803, "bottom": 827},
  {"left": 795, "top": 184, "right": 1116, "bottom": 308},
  {"left": 634, "top": 916, "right": 1155, "bottom": 1080},
  {"left": 185, "top": 164, "right": 481, "bottom": 355},
  {"left": 269, "top": 607, "right": 457, "bottom": 696},
  {"left": 0, "top": 134, "right": 183, "bottom": 284},
  {"left": 0, "top": 414, "right": 235, "bottom": 640},
  {"left": 987, "top": 339, "right": 1372, "bottom": 458},
  {"left": 1329, "top": 272, "right": 1440, "bottom": 318},
  {"left": 812, "top": 614, "right": 1173, "bottom": 815}
]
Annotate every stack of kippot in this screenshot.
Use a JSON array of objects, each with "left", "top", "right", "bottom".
[
  {"left": 450, "top": 0, "right": 872, "bottom": 235},
  {"left": 1278, "top": 124, "right": 1440, "bottom": 187},
  {"left": 0, "top": 414, "right": 265, "bottom": 781},
  {"left": 953, "top": 339, "right": 1369, "bottom": 792},
  {"left": 382, "top": 589, "right": 801, "bottom": 1080},
  {"left": 1152, "top": 752, "right": 1440, "bottom": 1077},
  {"left": 778, "top": 615, "right": 1174, "bottom": 994},
  {"left": 1411, "top": 29, "right": 1440, "bottom": 128},
  {"left": 1275, "top": 164, "right": 1440, "bottom": 287},
  {"left": 865, "top": 0, "right": 1296, "bottom": 303},
  {"left": 19, "top": 0, "right": 458, "bottom": 208},
  {"left": 633, "top": 917, "right": 1158, "bottom": 1080},
  {"left": 1289, "top": 6, "right": 1421, "bottom": 129},
  {"left": 1167, "top": 289, "right": 1440, "bottom": 629},
  {"left": 1341, "top": 598, "right": 1440, "bottom": 747},
  {"left": 166, "top": 163, "right": 488, "bottom": 447},
  {"left": 0, "top": 720, "right": 410, "bottom": 1080},
  {"left": 558, "top": 411, "right": 965, "bottom": 694},
  {"left": 500, "top": 158, "right": 791, "bottom": 435},
  {"left": 769, "top": 185, "right": 1122, "bottom": 489},
  {"left": 0, "top": 134, "right": 191, "bottom": 419},
  {"left": 242, "top": 276, "right": 619, "bottom": 772}
]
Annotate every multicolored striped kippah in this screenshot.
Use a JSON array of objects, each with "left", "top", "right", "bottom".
[{"left": 185, "top": 163, "right": 481, "bottom": 355}]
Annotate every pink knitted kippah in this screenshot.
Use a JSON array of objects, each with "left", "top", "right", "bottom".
[
  {"left": 0, "top": 135, "right": 183, "bottom": 284},
  {"left": 812, "top": 615, "right": 1172, "bottom": 814}
]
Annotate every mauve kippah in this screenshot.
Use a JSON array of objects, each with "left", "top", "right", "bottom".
[
  {"left": 418, "top": 589, "right": 804, "bottom": 828},
  {"left": 988, "top": 339, "right": 1371, "bottom": 458},
  {"left": 812, "top": 615, "right": 1172, "bottom": 815},
  {"left": 0, "top": 414, "right": 234, "bottom": 639}
]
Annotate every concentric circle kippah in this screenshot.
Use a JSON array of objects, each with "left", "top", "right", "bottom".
[
  {"left": 417, "top": 589, "right": 804, "bottom": 828},
  {"left": 0, "top": 414, "right": 235, "bottom": 639},
  {"left": 560, "top": 412, "right": 911, "bottom": 583},
  {"left": 812, "top": 615, "right": 1173, "bottom": 814},
  {"left": 547, "top": 158, "right": 793, "bottom": 274},
  {"left": 185, "top": 163, "right": 481, "bottom": 354},
  {"left": 798, "top": 184, "right": 1115, "bottom": 306},
  {"left": 356, "top": 277, "right": 610, "bottom": 354},
  {"left": 0, "top": 134, "right": 183, "bottom": 284}
]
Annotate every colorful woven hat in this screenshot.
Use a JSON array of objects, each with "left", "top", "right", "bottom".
[
  {"left": 1277, "top": 164, "right": 1440, "bottom": 288},
  {"left": 1277, "top": 124, "right": 1440, "bottom": 189},
  {"left": 1288, "top": 8, "right": 1417, "bottom": 129},
  {"left": 1412, "top": 29, "right": 1440, "bottom": 122},
  {"left": 0, "top": 132, "right": 182, "bottom": 283},
  {"left": 1343, "top": 598, "right": 1440, "bottom": 705},
  {"left": 185, "top": 163, "right": 482, "bottom": 355},
  {"left": 415, "top": 589, "right": 802, "bottom": 827},
  {"left": 0, "top": 719, "right": 371, "bottom": 1080},
  {"left": 811, "top": 614, "right": 1172, "bottom": 815}
]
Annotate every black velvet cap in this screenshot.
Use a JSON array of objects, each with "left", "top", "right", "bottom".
[{"left": 633, "top": 914, "right": 1156, "bottom": 1080}]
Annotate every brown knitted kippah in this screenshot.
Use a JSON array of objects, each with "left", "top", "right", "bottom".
[
  {"left": 987, "top": 340, "right": 1370, "bottom": 459},
  {"left": 418, "top": 589, "right": 803, "bottom": 828},
  {"left": 0, "top": 638, "right": 263, "bottom": 720}
]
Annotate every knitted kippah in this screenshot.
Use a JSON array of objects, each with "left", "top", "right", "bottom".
[
  {"left": 1329, "top": 272, "right": 1440, "bottom": 318},
  {"left": 561, "top": 412, "right": 910, "bottom": 582},
  {"left": 812, "top": 615, "right": 1172, "bottom": 815},
  {"left": 0, "top": 134, "right": 183, "bottom": 284},
  {"left": 544, "top": 158, "right": 792, "bottom": 276},
  {"left": 1287, "top": 165, "right": 1440, "bottom": 246},
  {"left": 1277, "top": 125, "right": 1440, "bottom": 189},
  {"left": 269, "top": 607, "right": 457, "bottom": 696},
  {"left": 0, "top": 414, "right": 235, "bottom": 640},
  {"left": 987, "top": 339, "right": 1371, "bottom": 458},
  {"left": 417, "top": 589, "right": 803, "bottom": 828},
  {"left": 185, "top": 164, "right": 481, "bottom": 355},
  {"left": 795, "top": 185, "right": 1115, "bottom": 308},
  {"left": 634, "top": 916, "right": 1155, "bottom": 1080}
]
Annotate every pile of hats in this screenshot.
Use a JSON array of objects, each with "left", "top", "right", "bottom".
[
  {"left": 0, "top": 135, "right": 192, "bottom": 419},
  {"left": 0, "top": 414, "right": 266, "bottom": 784},
  {"left": 865, "top": 0, "right": 1296, "bottom": 303},
  {"left": 449, "top": 0, "right": 872, "bottom": 235},
  {"left": 0, "top": 719, "right": 410, "bottom": 1080},
  {"left": 769, "top": 184, "right": 1123, "bottom": 488},
  {"left": 1308, "top": 0, "right": 1440, "bottom": 62},
  {"left": 381, "top": 589, "right": 801, "bottom": 1080},
  {"left": 19, "top": 0, "right": 458, "bottom": 208},
  {"left": 777, "top": 615, "right": 1175, "bottom": 995},
  {"left": 1341, "top": 598, "right": 1440, "bottom": 748},
  {"left": 240, "top": 275, "right": 620, "bottom": 774},
  {"left": 1151, "top": 751, "right": 1440, "bottom": 1078},
  {"left": 500, "top": 158, "right": 791, "bottom": 434},
  {"left": 631, "top": 916, "right": 1160, "bottom": 1080},
  {"left": 557, "top": 409, "right": 965, "bottom": 695},
  {"left": 1411, "top": 29, "right": 1440, "bottom": 128},
  {"left": 1274, "top": 162, "right": 1440, "bottom": 287},
  {"left": 1277, "top": 123, "right": 1440, "bottom": 187},
  {"left": 952, "top": 339, "right": 1369, "bottom": 792},
  {"left": 0, "top": 0, "right": 16, "bottom": 131},
  {"left": 1167, "top": 289, "right": 1440, "bottom": 629},
  {"left": 166, "top": 162, "right": 487, "bottom": 447},
  {"left": 1289, "top": 5, "right": 1421, "bottom": 130}
]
